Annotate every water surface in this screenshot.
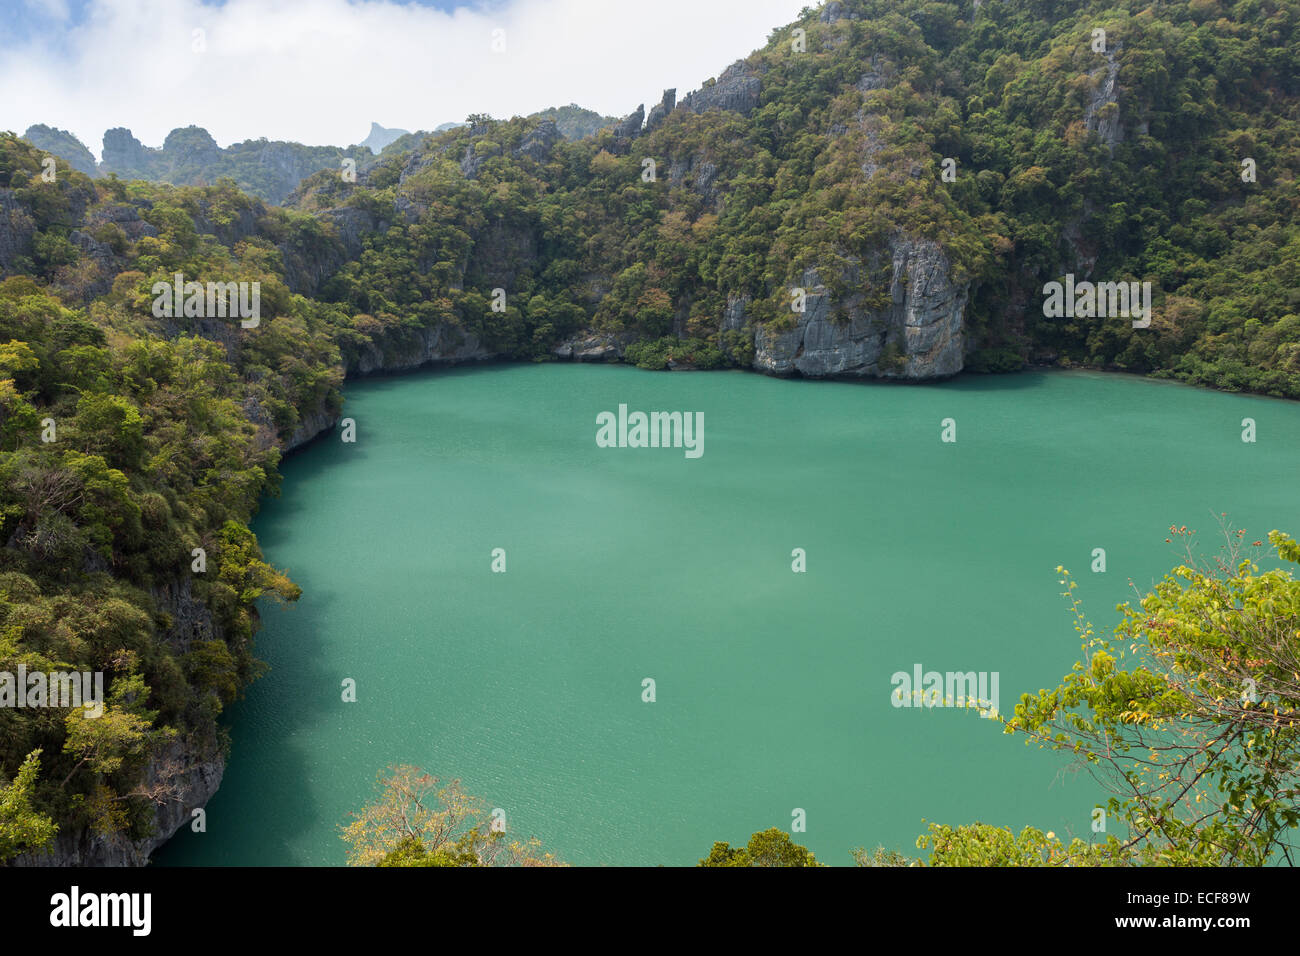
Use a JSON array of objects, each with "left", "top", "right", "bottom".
[{"left": 157, "top": 365, "right": 1300, "bottom": 866}]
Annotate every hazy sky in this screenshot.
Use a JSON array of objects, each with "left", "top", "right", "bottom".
[{"left": 1, "top": 0, "right": 814, "bottom": 156}]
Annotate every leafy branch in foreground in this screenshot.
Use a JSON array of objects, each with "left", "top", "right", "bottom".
[
  {"left": 0, "top": 749, "right": 57, "bottom": 860},
  {"left": 1004, "top": 522, "right": 1300, "bottom": 865},
  {"left": 851, "top": 522, "right": 1300, "bottom": 867},
  {"left": 341, "top": 765, "right": 563, "bottom": 867}
]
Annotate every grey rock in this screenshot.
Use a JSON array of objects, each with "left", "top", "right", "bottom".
[
  {"left": 460, "top": 142, "right": 501, "bottom": 179},
  {"left": 856, "top": 54, "right": 891, "bottom": 92},
  {"left": 13, "top": 737, "right": 224, "bottom": 867},
  {"left": 101, "top": 127, "right": 157, "bottom": 178},
  {"left": 515, "top": 121, "right": 561, "bottom": 161},
  {"left": 1084, "top": 43, "right": 1123, "bottom": 152},
  {"left": 722, "top": 296, "right": 749, "bottom": 332},
  {"left": 21, "top": 125, "right": 99, "bottom": 178},
  {"left": 0, "top": 190, "right": 37, "bottom": 271},
  {"left": 12, "top": 574, "right": 229, "bottom": 867},
  {"left": 753, "top": 238, "right": 967, "bottom": 379},
  {"left": 820, "top": 0, "right": 857, "bottom": 22},
  {"left": 347, "top": 322, "right": 496, "bottom": 377},
  {"left": 644, "top": 90, "right": 677, "bottom": 134},
  {"left": 283, "top": 401, "right": 341, "bottom": 453},
  {"left": 324, "top": 206, "right": 384, "bottom": 260},
  {"left": 680, "top": 60, "right": 762, "bottom": 116},
  {"left": 668, "top": 154, "right": 722, "bottom": 208},
  {"left": 86, "top": 203, "right": 158, "bottom": 242},
  {"left": 554, "top": 331, "right": 635, "bottom": 362},
  {"left": 613, "top": 105, "right": 645, "bottom": 140}
]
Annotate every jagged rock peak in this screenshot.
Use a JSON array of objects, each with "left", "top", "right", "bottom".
[
  {"left": 680, "top": 61, "right": 762, "bottom": 116},
  {"left": 645, "top": 89, "right": 677, "bottom": 134},
  {"left": 614, "top": 105, "right": 646, "bottom": 139},
  {"left": 820, "top": 0, "right": 858, "bottom": 22}
]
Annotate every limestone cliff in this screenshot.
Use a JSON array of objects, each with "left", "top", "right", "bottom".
[{"left": 752, "top": 240, "right": 967, "bottom": 380}]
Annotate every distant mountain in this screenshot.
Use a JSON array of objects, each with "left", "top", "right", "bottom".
[
  {"left": 19, "top": 106, "right": 616, "bottom": 204},
  {"left": 21, "top": 124, "right": 99, "bottom": 177},
  {"left": 15, "top": 124, "right": 374, "bottom": 205},
  {"left": 361, "top": 122, "right": 410, "bottom": 153}
]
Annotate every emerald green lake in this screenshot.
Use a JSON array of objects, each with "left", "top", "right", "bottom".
[{"left": 156, "top": 364, "right": 1300, "bottom": 866}]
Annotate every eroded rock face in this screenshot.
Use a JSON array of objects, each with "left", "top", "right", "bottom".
[
  {"left": 820, "top": 0, "right": 859, "bottom": 22},
  {"left": 644, "top": 90, "right": 677, "bottom": 134},
  {"left": 680, "top": 60, "right": 763, "bottom": 116},
  {"left": 101, "top": 127, "right": 157, "bottom": 178},
  {"left": 753, "top": 238, "right": 967, "bottom": 379},
  {"left": 12, "top": 738, "right": 224, "bottom": 867},
  {"left": 0, "top": 192, "right": 36, "bottom": 271},
  {"left": 553, "top": 331, "right": 635, "bottom": 362},
  {"left": 613, "top": 105, "right": 646, "bottom": 140},
  {"left": 1084, "top": 43, "right": 1123, "bottom": 152},
  {"left": 346, "top": 323, "right": 495, "bottom": 377},
  {"left": 515, "top": 121, "right": 562, "bottom": 161},
  {"left": 12, "top": 576, "right": 228, "bottom": 868}
]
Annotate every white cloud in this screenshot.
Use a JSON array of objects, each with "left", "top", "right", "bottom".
[
  {"left": 23, "top": 0, "right": 72, "bottom": 21},
  {"left": 1, "top": 0, "right": 813, "bottom": 157}
]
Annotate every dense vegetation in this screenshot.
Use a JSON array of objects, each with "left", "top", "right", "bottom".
[{"left": 2, "top": 0, "right": 1299, "bottom": 863}]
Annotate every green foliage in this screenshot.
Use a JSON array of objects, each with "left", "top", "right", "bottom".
[
  {"left": 4, "top": 0, "right": 1300, "bottom": 861},
  {"left": 1000, "top": 524, "right": 1300, "bottom": 865},
  {"left": 0, "top": 749, "right": 57, "bottom": 861},
  {"left": 698, "top": 827, "right": 824, "bottom": 867},
  {"left": 917, "top": 822, "right": 1126, "bottom": 866},
  {"left": 342, "top": 765, "right": 563, "bottom": 867}
]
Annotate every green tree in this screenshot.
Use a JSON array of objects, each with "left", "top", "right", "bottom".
[
  {"left": 0, "top": 749, "right": 57, "bottom": 861},
  {"left": 1000, "top": 524, "right": 1300, "bottom": 865},
  {"left": 698, "top": 827, "right": 824, "bottom": 867},
  {"left": 341, "top": 765, "right": 563, "bottom": 867}
]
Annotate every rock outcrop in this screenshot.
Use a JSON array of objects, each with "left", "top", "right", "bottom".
[
  {"left": 515, "top": 121, "right": 562, "bottom": 162},
  {"left": 1084, "top": 43, "right": 1123, "bottom": 152},
  {"left": 345, "top": 322, "right": 496, "bottom": 378},
  {"left": 12, "top": 739, "right": 224, "bottom": 867},
  {"left": 101, "top": 127, "right": 157, "bottom": 178},
  {"left": 0, "top": 191, "right": 37, "bottom": 272},
  {"left": 613, "top": 105, "right": 646, "bottom": 140},
  {"left": 21, "top": 125, "right": 99, "bottom": 178},
  {"left": 553, "top": 331, "right": 635, "bottom": 362},
  {"left": 12, "top": 575, "right": 228, "bottom": 867},
  {"left": 680, "top": 60, "right": 763, "bottom": 116},
  {"left": 752, "top": 239, "right": 967, "bottom": 379},
  {"left": 644, "top": 90, "right": 677, "bottom": 134},
  {"left": 820, "top": 0, "right": 859, "bottom": 22}
]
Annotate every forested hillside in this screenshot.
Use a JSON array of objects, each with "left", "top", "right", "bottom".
[{"left": 1, "top": 0, "right": 1298, "bottom": 863}]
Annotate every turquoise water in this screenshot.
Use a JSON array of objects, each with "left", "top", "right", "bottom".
[{"left": 156, "top": 365, "right": 1300, "bottom": 866}]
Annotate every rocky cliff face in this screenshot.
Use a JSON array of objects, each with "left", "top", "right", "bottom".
[
  {"left": 12, "top": 576, "right": 227, "bottom": 867},
  {"left": 680, "top": 60, "right": 764, "bottom": 116},
  {"left": 12, "top": 738, "right": 224, "bottom": 867},
  {"left": 750, "top": 238, "right": 967, "bottom": 379},
  {"left": 1084, "top": 42, "right": 1123, "bottom": 152},
  {"left": 283, "top": 322, "right": 498, "bottom": 453},
  {"left": 556, "top": 236, "right": 968, "bottom": 380},
  {"left": 0, "top": 191, "right": 36, "bottom": 272}
]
